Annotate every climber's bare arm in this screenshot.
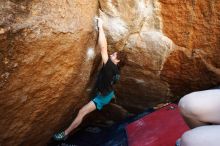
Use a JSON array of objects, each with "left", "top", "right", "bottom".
[{"left": 97, "top": 18, "right": 108, "bottom": 64}]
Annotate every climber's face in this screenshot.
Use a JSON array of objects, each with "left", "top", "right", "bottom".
[{"left": 110, "top": 52, "right": 120, "bottom": 65}]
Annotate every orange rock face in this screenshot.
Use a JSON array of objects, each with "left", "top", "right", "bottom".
[
  {"left": 160, "top": 0, "right": 220, "bottom": 96},
  {"left": 0, "top": 0, "right": 98, "bottom": 145},
  {"left": 98, "top": 0, "right": 220, "bottom": 111},
  {"left": 0, "top": 0, "right": 220, "bottom": 145}
]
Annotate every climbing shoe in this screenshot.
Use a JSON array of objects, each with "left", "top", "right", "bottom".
[{"left": 53, "top": 131, "right": 68, "bottom": 141}]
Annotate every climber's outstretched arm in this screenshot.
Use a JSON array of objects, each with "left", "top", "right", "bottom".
[{"left": 97, "top": 18, "right": 108, "bottom": 64}]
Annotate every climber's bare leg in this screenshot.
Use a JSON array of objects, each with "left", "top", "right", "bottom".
[
  {"left": 180, "top": 125, "right": 220, "bottom": 146},
  {"left": 178, "top": 89, "right": 220, "bottom": 128},
  {"left": 178, "top": 89, "right": 220, "bottom": 146},
  {"left": 64, "top": 101, "right": 96, "bottom": 135}
]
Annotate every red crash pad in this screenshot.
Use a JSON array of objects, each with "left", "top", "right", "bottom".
[{"left": 126, "top": 104, "right": 189, "bottom": 146}]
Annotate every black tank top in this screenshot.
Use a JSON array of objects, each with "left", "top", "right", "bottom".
[{"left": 95, "top": 58, "right": 120, "bottom": 96}]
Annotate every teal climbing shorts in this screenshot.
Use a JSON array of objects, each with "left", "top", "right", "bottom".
[{"left": 92, "top": 91, "right": 115, "bottom": 110}]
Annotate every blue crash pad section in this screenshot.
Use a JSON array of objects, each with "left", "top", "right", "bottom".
[{"left": 48, "top": 108, "right": 154, "bottom": 146}]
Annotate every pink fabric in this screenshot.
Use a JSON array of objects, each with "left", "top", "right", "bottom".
[{"left": 126, "top": 104, "right": 189, "bottom": 146}]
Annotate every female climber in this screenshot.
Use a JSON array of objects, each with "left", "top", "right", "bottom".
[{"left": 53, "top": 18, "right": 126, "bottom": 141}]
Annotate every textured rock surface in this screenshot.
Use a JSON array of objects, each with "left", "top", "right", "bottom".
[
  {"left": 0, "top": 0, "right": 98, "bottom": 145},
  {"left": 99, "top": 0, "right": 220, "bottom": 111},
  {"left": 1, "top": 0, "right": 220, "bottom": 145},
  {"left": 160, "top": 0, "right": 220, "bottom": 96},
  {"left": 99, "top": 0, "right": 174, "bottom": 111}
]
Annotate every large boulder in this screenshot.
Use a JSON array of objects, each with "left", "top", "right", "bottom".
[
  {"left": 1, "top": 0, "right": 220, "bottom": 145},
  {"left": 0, "top": 0, "right": 98, "bottom": 145},
  {"left": 160, "top": 0, "right": 220, "bottom": 96},
  {"left": 98, "top": 0, "right": 220, "bottom": 111}
]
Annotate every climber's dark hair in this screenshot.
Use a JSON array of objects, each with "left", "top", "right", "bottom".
[{"left": 116, "top": 50, "right": 127, "bottom": 69}]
